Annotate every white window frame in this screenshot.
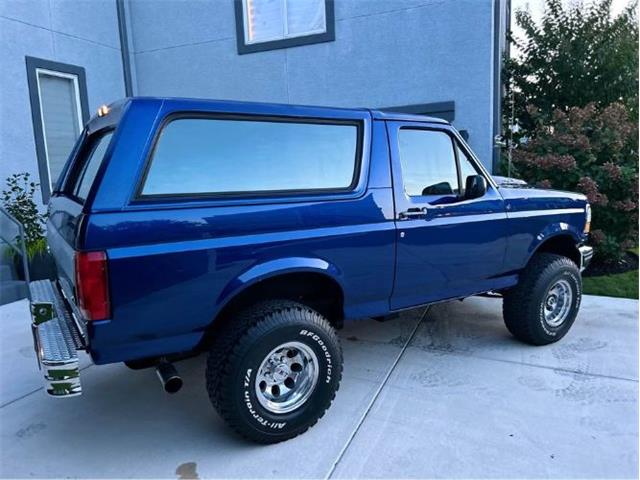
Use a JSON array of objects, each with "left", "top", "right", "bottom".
[
  {"left": 242, "top": 0, "right": 327, "bottom": 45},
  {"left": 35, "top": 68, "right": 84, "bottom": 192}
]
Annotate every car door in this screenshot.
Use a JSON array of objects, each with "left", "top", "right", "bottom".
[{"left": 388, "top": 121, "right": 508, "bottom": 310}]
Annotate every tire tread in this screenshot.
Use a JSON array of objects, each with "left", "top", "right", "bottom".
[
  {"left": 206, "top": 300, "right": 342, "bottom": 444},
  {"left": 503, "top": 253, "right": 581, "bottom": 345}
]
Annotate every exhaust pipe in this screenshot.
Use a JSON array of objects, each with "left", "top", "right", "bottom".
[{"left": 156, "top": 361, "right": 183, "bottom": 394}]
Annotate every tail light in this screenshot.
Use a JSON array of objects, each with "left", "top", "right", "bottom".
[{"left": 75, "top": 251, "right": 111, "bottom": 321}]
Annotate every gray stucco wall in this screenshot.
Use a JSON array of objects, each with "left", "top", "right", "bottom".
[
  {"left": 0, "top": 0, "right": 125, "bottom": 205},
  {"left": 128, "top": 0, "right": 497, "bottom": 169},
  {"left": 0, "top": 0, "right": 501, "bottom": 206}
]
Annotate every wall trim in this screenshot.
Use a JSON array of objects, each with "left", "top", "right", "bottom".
[
  {"left": 25, "top": 56, "right": 89, "bottom": 203},
  {"left": 492, "top": 0, "right": 509, "bottom": 172},
  {"left": 234, "top": 0, "right": 335, "bottom": 54},
  {"left": 116, "top": 0, "right": 133, "bottom": 97}
]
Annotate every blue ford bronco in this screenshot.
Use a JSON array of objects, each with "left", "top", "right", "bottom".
[{"left": 30, "top": 97, "right": 593, "bottom": 443}]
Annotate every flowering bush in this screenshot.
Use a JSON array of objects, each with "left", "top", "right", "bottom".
[{"left": 510, "top": 103, "right": 638, "bottom": 262}]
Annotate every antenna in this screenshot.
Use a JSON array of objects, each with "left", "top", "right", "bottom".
[{"left": 508, "top": 89, "right": 515, "bottom": 178}]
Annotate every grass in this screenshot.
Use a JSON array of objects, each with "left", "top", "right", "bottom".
[
  {"left": 582, "top": 247, "right": 639, "bottom": 299},
  {"left": 583, "top": 269, "right": 639, "bottom": 299}
]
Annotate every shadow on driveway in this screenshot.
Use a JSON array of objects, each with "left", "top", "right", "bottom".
[{"left": 1, "top": 296, "right": 637, "bottom": 478}]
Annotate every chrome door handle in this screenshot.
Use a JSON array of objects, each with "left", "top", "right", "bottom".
[{"left": 398, "top": 207, "right": 427, "bottom": 220}]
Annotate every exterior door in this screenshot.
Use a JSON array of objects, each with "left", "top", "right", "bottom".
[{"left": 388, "top": 121, "right": 509, "bottom": 310}]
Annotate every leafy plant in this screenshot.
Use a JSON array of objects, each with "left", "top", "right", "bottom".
[
  {"left": 509, "top": 103, "right": 638, "bottom": 262},
  {"left": 25, "top": 238, "right": 48, "bottom": 259},
  {"left": 2, "top": 173, "right": 47, "bottom": 258},
  {"left": 502, "top": 0, "right": 639, "bottom": 263},
  {"left": 504, "top": 0, "right": 638, "bottom": 138}
]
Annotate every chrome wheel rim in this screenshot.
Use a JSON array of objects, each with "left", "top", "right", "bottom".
[
  {"left": 255, "top": 341, "right": 319, "bottom": 414},
  {"left": 544, "top": 279, "right": 573, "bottom": 327}
]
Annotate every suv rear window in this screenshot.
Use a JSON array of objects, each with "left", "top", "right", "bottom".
[
  {"left": 140, "top": 117, "right": 360, "bottom": 197},
  {"left": 72, "top": 131, "right": 114, "bottom": 202}
]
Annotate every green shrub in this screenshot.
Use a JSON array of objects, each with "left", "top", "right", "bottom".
[
  {"left": 501, "top": 0, "right": 638, "bottom": 263},
  {"left": 2, "top": 173, "right": 47, "bottom": 258},
  {"left": 509, "top": 103, "right": 638, "bottom": 262},
  {"left": 504, "top": 0, "right": 638, "bottom": 138}
]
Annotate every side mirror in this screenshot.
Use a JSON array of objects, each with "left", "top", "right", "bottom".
[{"left": 464, "top": 175, "right": 487, "bottom": 200}]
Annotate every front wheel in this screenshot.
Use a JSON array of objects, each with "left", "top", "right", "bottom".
[
  {"left": 206, "top": 301, "right": 342, "bottom": 443},
  {"left": 503, "top": 253, "right": 582, "bottom": 345}
]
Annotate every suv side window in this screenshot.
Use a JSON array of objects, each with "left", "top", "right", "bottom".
[
  {"left": 398, "top": 129, "right": 458, "bottom": 197},
  {"left": 140, "top": 117, "right": 360, "bottom": 197}
]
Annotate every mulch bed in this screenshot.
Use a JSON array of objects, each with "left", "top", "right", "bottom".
[{"left": 583, "top": 251, "right": 639, "bottom": 277}]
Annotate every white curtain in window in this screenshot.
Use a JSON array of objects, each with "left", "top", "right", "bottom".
[
  {"left": 247, "top": 0, "right": 285, "bottom": 43},
  {"left": 286, "top": 0, "right": 325, "bottom": 36},
  {"left": 38, "top": 72, "right": 81, "bottom": 187},
  {"left": 246, "top": 0, "right": 326, "bottom": 43}
]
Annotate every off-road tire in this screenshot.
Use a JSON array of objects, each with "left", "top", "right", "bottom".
[
  {"left": 206, "top": 300, "right": 342, "bottom": 444},
  {"left": 503, "top": 253, "right": 582, "bottom": 345}
]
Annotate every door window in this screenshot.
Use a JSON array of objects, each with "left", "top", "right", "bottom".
[{"left": 398, "top": 129, "right": 458, "bottom": 197}]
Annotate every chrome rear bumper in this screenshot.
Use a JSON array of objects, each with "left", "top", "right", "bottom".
[
  {"left": 579, "top": 245, "right": 594, "bottom": 272},
  {"left": 29, "top": 280, "right": 85, "bottom": 397}
]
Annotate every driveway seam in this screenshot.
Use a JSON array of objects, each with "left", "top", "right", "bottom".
[
  {"left": 405, "top": 345, "right": 639, "bottom": 383},
  {"left": 323, "top": 307, "right": 429, "bottom": 480},
  {"left": 0, "top": 363, "right": 94, "bottom": 409}
]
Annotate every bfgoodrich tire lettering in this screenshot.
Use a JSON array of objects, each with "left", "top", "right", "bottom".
[
  {"left": 503, "top": 253, "right": 582, "bottom": 345},
  {"left": 206, "top": 301, "right": 342, "bottom": 444}
]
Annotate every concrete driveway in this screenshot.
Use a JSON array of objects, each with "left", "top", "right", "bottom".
[{"left": 1, "top": 295, "right": 637, "bottom": 478}]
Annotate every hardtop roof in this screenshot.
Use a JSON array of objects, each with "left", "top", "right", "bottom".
[{"left": 103, "top": 97, "right": 450, "bottom": 125}]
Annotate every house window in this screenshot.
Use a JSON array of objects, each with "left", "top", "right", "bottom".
[
  {"left": 235, "top": 0, "right": 335, "bottom": 54},
  {"left": 36, "top": 71, "right": 83, "bottom": 190},
  {"left": 26, "top": 57, "right": 89, "bottom": 202}
]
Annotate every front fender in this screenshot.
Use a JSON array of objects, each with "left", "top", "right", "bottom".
[
  {"left": 524, "top": 222, "right": 584, "bottom": 266},
  {"left": 215, "top": 257, "right": 344, "bottom": 314}
]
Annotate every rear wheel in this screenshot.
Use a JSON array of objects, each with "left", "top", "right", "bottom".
[
  {"left": 206, "top": 300, "right": 342, "bottom": 443},
  {"left": 503, "top": 253, "right": 582, "bottom": 345}
]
